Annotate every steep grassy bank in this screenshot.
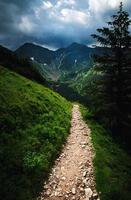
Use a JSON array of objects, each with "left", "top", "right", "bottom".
[
  {"left": 81, "top": 105, "right": 131, "bottom": 200},
  {"left": 0, "top": 66, "right": 72, "bottom": 200}
]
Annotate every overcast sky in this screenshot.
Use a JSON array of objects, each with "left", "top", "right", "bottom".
[{"left": 0, "top": 0, "right": 131, "bottom": 50}]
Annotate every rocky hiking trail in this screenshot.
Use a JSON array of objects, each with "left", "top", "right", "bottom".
[{"left": 38, "top": 105, "right": 99, "bottom": 200}]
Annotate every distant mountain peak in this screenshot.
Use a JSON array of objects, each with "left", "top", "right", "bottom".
[
  {"left": 18, "top": 42, "right": 51, "bottom": 51},
  {"left": 15, "top": 42, "right": 54, "bottom": 64},
  {"left": 14, "top": 42, "right": 106, "bottom": 72},
  {"left": 70, "top": 42, "right": 80, "bottom": 46},
  {"left": 67, "top": 42, "right": 88, "bottom": 49}
]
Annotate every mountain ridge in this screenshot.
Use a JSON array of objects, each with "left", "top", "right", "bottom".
[
  {"left": 0, "top": 44, "right": 46, "bottom": 84},
  {"left": 0, "top": 42, "right": 109, "bottom": 83},
  {"left": 15, "top": 42, "right": 103, "bottom": 73}
]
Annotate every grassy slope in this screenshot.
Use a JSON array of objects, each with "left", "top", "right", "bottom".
[
  {"left": 81, "top": 105, "right": 131, "bottom": 200},
  {"left": 0, "top": 66, "right": 72, "bottom": 200}
]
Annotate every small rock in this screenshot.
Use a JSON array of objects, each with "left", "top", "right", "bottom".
[
  {"left": 54, "top": 191, "right": 59, "bottom": 196},
  {"left": 53, "top": 184, "right": 57, "bottom": 189},
  {"left": 85, "top": 188, "right": 93, "bottom": 200},
  {"left": 93, "top": 193, "right": 98, "bottom": 199},
  {"left": 72, "top": 188, "right": 76, "bottom": 195},
  {"left": 61, "top": 177, "right": 66, "bottom": 181},
  {"left": 81, "top": 142, "right": 88, "bottom": 145},
  {"left": 56, "top": 175, "right": 59, "bottom": 179},
  {"left": 80, "top": 187, "right": 84, "bottom": 192},
  {"left": 46, "top": 190, "right": 51, "bottom": 196},
  {"left": 44, "top": 185, "right": 48, "bottom": 189},
  {"left": 83, "top": 171, "right": 87, "bottom": 177},
  {"left": 83, "top": 178, "right": 88, "bottom": 185},
  {"left": 58, "top": 193, "right": 63, "bottom": 197},
  {"left": 71, "top": 142, "right": 75, "bottom": 144}
]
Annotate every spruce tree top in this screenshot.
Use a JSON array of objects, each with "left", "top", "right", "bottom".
[{"left": 91, "top": 2, "right": 131, "bottom": 49}]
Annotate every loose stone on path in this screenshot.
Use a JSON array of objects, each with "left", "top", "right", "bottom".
[{"left": 38, "top": 104, "right": 99, "bottom": 200}]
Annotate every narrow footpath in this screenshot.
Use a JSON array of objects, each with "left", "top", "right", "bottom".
[{"left": 39, "top": 105, "right": 99, "bottom": 200}]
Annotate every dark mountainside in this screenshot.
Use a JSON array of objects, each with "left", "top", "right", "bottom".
[
  {"left": 15, "top": 42, "right": 107, "bottom": 72},
  {"left": 0, "top": 43, "right": 90, "bottom": 103},
  {"left": 14, "top": 42, "right": 109, "bottom": 103},
  {"left": 0, "top": 45, "right": 45, "bottom": 84},
  {"left": 15, "top": 43, "right": 55, "bottom": 64}
]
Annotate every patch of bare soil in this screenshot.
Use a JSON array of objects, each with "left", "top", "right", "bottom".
[{"left": 38, "top": 105, "right": 99, "bottom": 200}]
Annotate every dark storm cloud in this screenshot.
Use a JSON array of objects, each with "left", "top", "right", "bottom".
[
  {"left": 0, "top": 0, "right": 34, "bottom": 31},
  {"left": 0, "top": 0, "right": 130, "bottom": 50},
  {"left": 0, "top": 0, "right": 39, "bottom": 48}
]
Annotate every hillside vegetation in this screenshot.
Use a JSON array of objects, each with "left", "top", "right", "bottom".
[
  {"left": 0, "top": 66, "right": 72, "bottom": 200},
  {"left": 81, "top": 106, "right": 131, "bottom": 200}
]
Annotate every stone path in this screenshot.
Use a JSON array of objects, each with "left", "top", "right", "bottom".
[{"left": 38, "top": 105, "right": 99, "bottom": 200}]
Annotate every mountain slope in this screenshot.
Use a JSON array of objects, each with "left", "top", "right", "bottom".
[
  {"left": 0, "top": 45, "right": 45, "bottom": 84},
  {"left": 0, "top": 66, "right": 72, "bottom": 200},
  {"left": 70, "top": 67, "right": 98, "bottom": 97},
  {"left": 81, "top": 106, "right": 131, "bottom": 200},
  {"left": 55, "top": 43, "right": 95, "bottom": 71},
  {"left": 15, "top": 43, "right": 54, "bottom": 64},
  {"left": 15, "top": 43, "right": 108, "bottom": 74}
]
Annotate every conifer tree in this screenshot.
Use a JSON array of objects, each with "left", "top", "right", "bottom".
[{"left": 91, "top": 2, "right": 131, "bottom": 137}]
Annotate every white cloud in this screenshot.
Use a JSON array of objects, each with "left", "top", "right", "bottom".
[
  {"left": 55, "top": 0, "right": 76, "bottom": 9},
  {"left": 42, "top": 1, "right": 53, "bottom": 9},
  {"left": 34, "top": 1, "right": 53, "bottom": 19},
  {"left": 21, "top": 0, "right": 130, "bottom": 37},
  {"left": 89, "top": 0, "right": 119, "bottom": 14},
  {"left": 19, "top": 16, "right": 35, "bottom": 33},
  {"left": 60, "top": 9, "right": 89, "bottom": 25},
  {"left": 33, "top": 0, "right": 89, "bottom": 28}
]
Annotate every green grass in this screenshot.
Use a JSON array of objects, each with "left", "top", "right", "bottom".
[
  {"left": 80, "top": 105, "right": 131, "bottom": 200},
  {"left": 0, "top": 66, "right": 72, "bottom": 200}
]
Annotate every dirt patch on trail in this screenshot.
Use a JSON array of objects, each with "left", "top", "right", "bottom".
[{"left": 38, "top": 105, "right": 99, "bottom": 200}]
